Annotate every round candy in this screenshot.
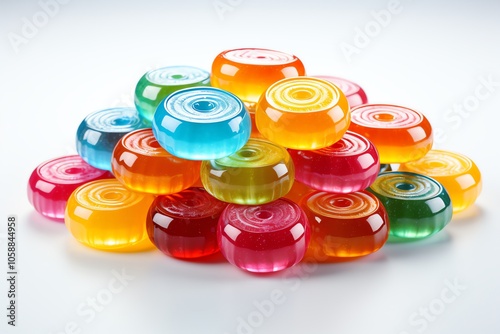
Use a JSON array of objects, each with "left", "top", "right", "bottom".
[
  {"left": 134, "top": 66, "right": 210, "bottom": 125},
  {"left": 65, "top": 179, "right": 155, "bottom": 251},
  {"left": 201, "top": 138, "right": 294, "bottom": 205},
  {"left": 153, "top": 87, "right": 251, "bottom": 160},
  {"left": 255, "top": 77, "right": 350, "bottom": 150},
  {"left": 288, "top": 131, "right": 379, "bottom": 193},
  {"left": 313, "top": 75, "right": 368, "bottom": 108},
  {"left": 211, "top": 48, "right": 305, "bottom": 112},
  {"left": 399, "top": 150, "right": 482, "bottom": 213},
  {"left": 218, "top": 198, "right": 310, "bottom": 273},
  {"left": 301, "top": 190, "right": 389, "bottom": 258},
  {"left": 349, "top": 104, "right": 433, "bottom": 164},
  {"left": 147, "top": 188, "right": 227, "bottom": 259},
  {"left": 76, "top": 107, "right": 145, "bottom": 171},
  {"left": 368, "top": 171, "right": 452, "bottom": 239},
  {"left": 27, "top": 155, "right": 112, "bottom": 221},
  {"left": 111, "top": 128, "right": 200, "bottom": 194}
]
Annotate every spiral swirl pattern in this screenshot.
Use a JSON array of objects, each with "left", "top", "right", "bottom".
[
  {"left": 38, "top": 155, "right": 107, "bottom": 184},
  {"left": 351, "top": 104, "right": 423, "bottom": 128},
  {"left": 402, "top": 150, "right": 471, "bottom": 176},
  {"left": 214, "top": 139, "right": 287, "bottom": 168},
  {"left": 165, "top": 87, "right": 243, "bottom": 123},
  {"left": 155, "top": 188, "right": 226, "bottom": 219},
  {"left": 306, "top": 191, "right": 379, "bottom": 219},
  {"left": 146, "top": 66, "right": 209, "bottom": 86},
  {"left": 84, "top": 107, "right": 143, "bottom": 133},
  {"left": 225, "top": 199, "right": 302, "bottom": 233},
  {"left": 370, "top": 172, "right": 442, "bottom": 200},
  {"left": 121, "top": 128, "right": 166, "bottom": 155},
  {"left": 223, "top": 48, "right": 296, "bottom": 65},
  {"left": 316, "top": 131, "right": 370, "bottom": 157},
  {"left": 266, "top": 77, "right": 339, "bottom": 113},
  {"left": 74, "top": 179, "right": 144, "bottom": 210}
]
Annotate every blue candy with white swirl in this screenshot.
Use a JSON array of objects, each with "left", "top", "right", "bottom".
[
  {"left": 76, "top": 107, "right": 146, "bottom": 170},
  {"left": 153, "top": 87, "right": 251, "bottom": 160}
]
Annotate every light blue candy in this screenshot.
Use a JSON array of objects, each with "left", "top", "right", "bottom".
[
  {"left": 76, "top": 107, "right": 146, "bottom": 171},
  {"left": 153, "top": 87, "right": 251, "bottom": 160}
]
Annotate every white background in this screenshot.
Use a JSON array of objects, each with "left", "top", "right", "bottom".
[{"left": 1, "top": 0, "right": 500, "bottom": 333}]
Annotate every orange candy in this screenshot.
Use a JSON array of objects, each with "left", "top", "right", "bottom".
[
  {"left": 255, "top": 77, "right": 350, "bottom": 150},
  {"left": 111, "top": 128, "right": 200, "bottom": 195},
  {"left": 399, "top": 150, "right": 482, "bottom": 213},
  {"left": 349, "top": 104, "right": 433, "bottom": 164}
]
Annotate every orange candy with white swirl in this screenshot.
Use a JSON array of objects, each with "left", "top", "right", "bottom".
[
  {"left": 256, "top": 77, "right": 351, "bottom": 150},
  {"left": 349, "top": 104, "right": 433, "bottom": 164}
]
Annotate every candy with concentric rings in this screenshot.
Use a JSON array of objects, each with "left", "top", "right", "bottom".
[
  {"left": 312, "top": 75, "right": 368, "bottom": 108},
  {"left": 65, "top": 179, "right": 155, "bottom": 251},
  {"left": 288, "top": 131, "right": 379, "bottom": 193},
  {"left": 211, "top": 48, "right": 305, "bottom": 112},
  {"left": 147, "top": 187, "right": 227, "bottom": 259},
  {"left": 27, "top": 155, "right": 113, "bottom": 221},
  {"left": 134, "top": 66, "right": 210, "bottom": 125},
  {"left": 399, "top": 150, "right": 482, "bottom": 213},
  {"left": 349, "top": 104, "right": 433, "bottom": 164},
  {"left": 218, "top": 198, "right": 310, "bottom": 273},
  {"left": 153, "top": 87, "right": 251, "bottom": 160},
  {"left": 301, "top": 190, "right": 389, "bottom": 258},
  {"left": 111, "top": 128, "right": 201, "bottom": 194},
  {"left": 368, "top": 171, "right": 452, "bottom": 240},
  {"left": 76, "top": 107, "right": 146, "bottom": 171},
  {"left": 201, "top": 138, "right": 294, "bottom": 204},
  {"left": 256, "top": 77, "right": 350, "bottom": 150}
]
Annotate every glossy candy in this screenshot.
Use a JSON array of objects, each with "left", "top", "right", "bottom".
[
  {"left": 218, "top": 198, "right": 310, "bottom": 273},
  {"left": 134, "top": 66, "right": 210, "bottom": 125},
  {"left": 255, "top": 77, "right": 350, "bottom": 150},
  {"left": 349, "top": 104, "right": 433, "bottom": 164},
  {"left": 288, "top": 131, "right": 379, "bottom": 193},
  {"left": 399, "top": 150, "right": 482, "bottom": 213},
  {"left": 147, "top": 188, "right": 227, "bottom": 259},
  {"left": 27, "top": 155, "right": 112, "bottom": 221},
  {"left": 368, "top": 171, "right": 452, "bottom": 239},
  {"left": 302, "top": 190, "right": 389, "bottom": 258},
  {"left": 65, "top": 179, "right": 155, "bottom": 251},
  {"left": 153, "top": 87, "right": 251, "bottom": 160},
  {"left": 201, "top": 138, "right": 294, "bottom": 204},
  {"left": 76, "top": 107, "right": 145, "bottom": 171},
  {"left": 211, "top": 48, "right": 305, "bottom": 112},
  {"left": 111, "top": 128, "right": 200, "bottom": 194},
  {"left": 313, "top": 75, "right": 368, "bottom": 108}
]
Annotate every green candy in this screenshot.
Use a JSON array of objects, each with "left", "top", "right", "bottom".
[{"left": 368, "top": 171, "right": 452, "bottom": 240}]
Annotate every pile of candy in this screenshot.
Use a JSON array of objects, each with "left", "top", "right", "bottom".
[{"left": 27, "top": 48, "right": 482, "bottom": 273}]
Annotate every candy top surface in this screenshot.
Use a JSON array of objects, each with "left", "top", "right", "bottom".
[
  {"left": 212, "top": 139, "right": 288, "bottom": 168},
  {"left": 224, "top": 198, "right": 304, "bottom": 233},
  {"left": 164, "top": 87, "right": 244, "bottom": 123},
  {"left": 145, "top": 66, "right": 210, "bottom": 86},
  {"left": 37, "top": 155, "right": 108, "bottom": 185},
  {"left": 351, "top": 104, "right": 424, "bottom": 129},
  {"left": 265, "top": 77, "right": 341, "bottom": 113},
  {"left": 84, "top": 107, "right": 143, "bottom": 133},
  {"left": 73, "top": 179, "right": 146, "bottom": 210},
  {"left": 305, "top": 191, "right": 380, "bottom": 219},
  {"left": 313, "top": 75, "right": 364, "bottom": 98},
  {"left": 154, "top": 188, "right": 226, "bottom": 220},
  {"left": 120, "top": 128, "right": 170, "bottom": 156},
  {"left": 370, "top": 172, "right": 443, "bottom": 200},
  {"left": 311, "top": 131, "right": 371, "bottom": 157},
  {"left": 401, "top": 150, "right": 473, "bottom": 176},
  {"left": 221, "top": 48, "right": 299, "bottom": 65}
]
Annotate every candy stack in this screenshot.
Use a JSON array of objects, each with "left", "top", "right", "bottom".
[{"left": 27, "top": 48, "right": 482, "bottom": 273}]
